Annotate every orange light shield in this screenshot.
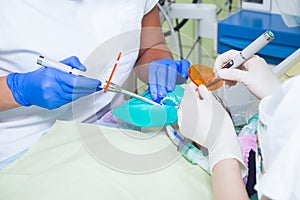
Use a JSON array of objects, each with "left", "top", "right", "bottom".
[{"left": 188, "top": 64, "right": 224, "bottom": 91}]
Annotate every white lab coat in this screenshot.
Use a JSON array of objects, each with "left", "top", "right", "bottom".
[
  {"left": 255, "top": 75, "right": 300, "bottom": 199},
  {"left": 0, "top": 0, "right": 158, "bottom": 164}
]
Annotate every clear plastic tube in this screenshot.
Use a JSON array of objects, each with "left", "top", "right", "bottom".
[
  {"left": 178, "top": 140, "right": 210, "bottom": 173},
  {"left": 166, "top": 125, "right": 210, "bottom": 173}
]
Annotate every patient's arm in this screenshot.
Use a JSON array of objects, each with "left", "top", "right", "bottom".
[{"left": 212, "top": 158, "right": 249, "bottom": 200}]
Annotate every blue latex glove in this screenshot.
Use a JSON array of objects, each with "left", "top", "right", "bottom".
[
  {"left": 148, "top": 58, "right": 190, "bottom": 103},
  {"left": 6, "top": 56, "right": 101, "bottom": 110}
]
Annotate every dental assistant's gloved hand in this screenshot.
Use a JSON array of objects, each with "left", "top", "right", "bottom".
[
  {"left": 6, "top": 56, "right": 101, "bottom": 110},
  {"left": 177, "top": 83, "right": 247, "bottom": 177},
  {"left": 148, "top": 58, "right": 190, "bottom": 103},
  {"left": 214, "top": 50, "right": 281, "bottom": 99}
]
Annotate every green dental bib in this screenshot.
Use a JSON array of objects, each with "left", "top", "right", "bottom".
[{"left": 112, "top": 85, "right": 184, "bottom": 127}]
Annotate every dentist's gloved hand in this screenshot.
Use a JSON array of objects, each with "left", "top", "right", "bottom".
[
  {"left": 214, "top": 50, "right": 281, "bottom": 99},
  {"left": 148, "top": 58, "right": 190, "bottom": 103},
  {"left": 6, "top": 56, "right": 101, "bottom": 110},
  {"left": 177, "top": 83, "right": 247, "bottom": 177}
]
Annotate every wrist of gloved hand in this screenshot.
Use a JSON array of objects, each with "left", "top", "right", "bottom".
[
  {"left": 208, "top": 120, "right": 247, "bottom": 177},
  {"left": 177, "top": 83, "right": 247, "bottom": 177},
  {"left": 6, "top": 73, "right": 31, "bottom": 106},
  {"left": 148, "top": 58, "right": 190, "bottom": 103}
]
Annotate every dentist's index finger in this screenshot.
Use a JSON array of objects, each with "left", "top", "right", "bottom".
[{"left": 214, "top": 50, "right": 239, "bottom": 72}]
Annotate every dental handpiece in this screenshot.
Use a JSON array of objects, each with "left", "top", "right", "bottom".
[
  {"left": 37, "top": 55, "right": 88, "bottom": 77},
  {"left": 36, "top": 56, "right": 159, "bottom": 105},
  {"left": 222, "top": 30, "right": 274, "bottom": 69}
]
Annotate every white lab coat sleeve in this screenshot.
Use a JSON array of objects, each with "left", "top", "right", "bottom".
[
  {"left": 144, "top": 0, "right": 159, "bottom": 15},
  {"left": 255, "top": 75, "right": 300, "bottom": 199},
  {"left": 255, "top": 124, "right": 300, "bottom": 199},
  {"left": 257, "top": 75, "right": 300, "bottom": 172}
]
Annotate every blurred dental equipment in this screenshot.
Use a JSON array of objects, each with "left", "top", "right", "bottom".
[
  {"left": 238, "top": 113, "right": 258, "bottom": 137},
  {"left": 273, "top": 48, "right": 300, "bottom": 77},
  {"left": 158, "top": 1, "right": 217, "bottom": 63},
  {"left": 276, "top": 0, "right": 300, "bottom": 27},
  {"left": 207, "top": 30, "right": 275, "bottom": 88},
  {"left": 36, "top": 56, "right": 157, "bottom": 105}
]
